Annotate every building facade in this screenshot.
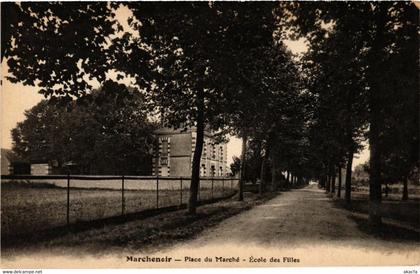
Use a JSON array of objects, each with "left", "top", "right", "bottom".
[
  {"left": 30, "top": 163, "right": 52, "bottom": 175},
  {"left": 1, "top": 149, "right": 11, "bottom": 175},
  {"left": 152, "top": 127, "right": 228, "bottom": 177}
]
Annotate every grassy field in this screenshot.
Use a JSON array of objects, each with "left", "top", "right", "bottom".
[
  {"left": 333, "top": 188, "right": 420, "bottom": 227},
  {"left": 2, "top": 191, "right": 273, "bottom": 258},
  {"left": 1, "top": 182, "right": 235, "bottom": 237}
]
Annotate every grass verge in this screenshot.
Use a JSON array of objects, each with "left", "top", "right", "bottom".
[
  {"left": 2, "top": 191, "right": 278, "bottom": 258},
  {"left": 1, "top": 183, "right": 234, "bottom": 237},
  {"left": 331, "top": 194, "right": 419, "bottom": 242}
]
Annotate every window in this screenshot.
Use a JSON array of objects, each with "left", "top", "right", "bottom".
[
  {"left": 202, "top": 141, "right": 207, "bottom": 158},
  {"left": 211, "top": 165, "right": 215, "bottom": 177},
  {"left": 200, "top": 164, "right": 206, "bottom": 177},
  {"left": 160, "top": 138, "right": 168, "bottom": 166},
  {"left": 161, "top": 139, "right": 168, "bottom": 154},
  {"left": 160, "top": 158, "right": 168, "bottom": 165}
]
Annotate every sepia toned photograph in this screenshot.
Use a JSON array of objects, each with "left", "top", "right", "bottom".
[{"left": 1, "top": 1, "right": 419, "bottom": 270}]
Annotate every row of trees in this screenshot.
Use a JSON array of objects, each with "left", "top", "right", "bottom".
[
  {"left": 217, "top": 2, "right": 418, "bottom": 224},
  {"left": 282, "top": 2, "right": 418, "bottom": 224},
  {"left": 3, "top": 2, "right": 308, "bottom": 214},
  {"left": 2, "top": 2, "right": 418, "bottom": 221}
]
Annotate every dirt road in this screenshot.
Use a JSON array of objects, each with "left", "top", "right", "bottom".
[
  {"left": 172, "top": 184, "right": 371, "bottom": 246},
  {"left": 156, "top": 184, "right": 420, "bottom": 266}
]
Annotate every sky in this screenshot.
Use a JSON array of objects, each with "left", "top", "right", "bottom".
[{"left": 0, "top": 8, "right": 369, "bottom": 169}]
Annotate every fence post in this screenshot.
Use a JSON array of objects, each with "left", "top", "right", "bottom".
[
  {"left": 180, "top": 177, "right": 183, "bottom": 206},
  {"left": 222, "top": 178, "right": 225, "bottom": 193},
  {"left": 211, "top": 177, "right": 214, "bottom": 200},
  {"left": 156, "top": 175, "right": 159, "bottom": 209},
  {"left": 121, "top": 175, "right": 125, "bottom": 216},
  {"left": 231, "top": 178, "right": 233, "bottom": 191},
  {"left": 66, "top": 173, "right": 70, "bottom": 226}
]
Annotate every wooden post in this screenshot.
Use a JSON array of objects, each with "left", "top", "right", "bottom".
[
  {"left": 211, "top": 177, "right": 214, "bottom": 200},
  {"left": 222, "top": 178, "right": 225, "bottom": 193},
  {"left": 337, "top": 168, "right": 342, "bottom": 198},
  {"left": 121, "top": 175, "right": 125, "bottom": 215},
  {"left": 156, "top": 175, "right": 159, "bottom": 209},
  {"left": 180, "top": 177, "right": 183, "bottom": 206},
  {"left": 66, "top": 173, "right": 70, "bottom": 226}
]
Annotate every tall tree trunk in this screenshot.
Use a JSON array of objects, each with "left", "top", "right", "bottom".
[
  {"left": 259, "top": 154, "right": 266, "bottom": 196},
  {"left": 325, "top": 174, "right": 331, "bottom": 193},
  {"left": 238, "top": 134, "right": 248, "bottom": 201},
  {"left": 286, "top": 171, "right": 290, "bottom": 188},
  {"left": 369, "top": 72, "right": 383, "bottom": 225},
  {"left": 369, "top": 119, "right": 382, "bottom": 225},
  {"left": 337, "top": 167, "right": 342, "bottom": 198},
  {"left": 345, "top": 150, "right": 354, "bottom": 204},
  {"left": 367, "top": 7, "right": 387, "bottom": 226},
  {"left": 320, "top": 175, "right": 325, "bottom": 188},
  {"left": 188, "top": 91, "right": 204, "bottom": 214},
  {"left": 402, "top": 177, "right": 408, "bottom": 200},
  {"left": 271, "top": 155, "right": 277, "bottom": 191},
  {"left": 328, "top": 174, "right": 332, "bottom": 193},
  {"left": 331, "top": 169, "right": 336, "bottom": 194}
]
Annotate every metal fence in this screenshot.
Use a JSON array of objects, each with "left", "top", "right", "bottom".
[{"left": 1, "top": 175, "right": 239, "bottom": 237}]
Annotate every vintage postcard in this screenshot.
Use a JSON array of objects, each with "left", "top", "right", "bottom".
[{"left": 1, "top": 1, "right": 419, "bottom": 271}]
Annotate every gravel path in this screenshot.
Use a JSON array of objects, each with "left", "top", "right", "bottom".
[
  {"left": 157, "top": 184, "right": 420, "bottom": 266},
  {"left": 182, "top": 185, "right": 370, "bottom": 246}
]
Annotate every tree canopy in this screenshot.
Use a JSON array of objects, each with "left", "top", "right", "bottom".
[
  {"left": 283, "top": 1, "right": 419, "bottom": 223},
  {"left": 12, "top": 80, "right": 156, "bottom": 175}
]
